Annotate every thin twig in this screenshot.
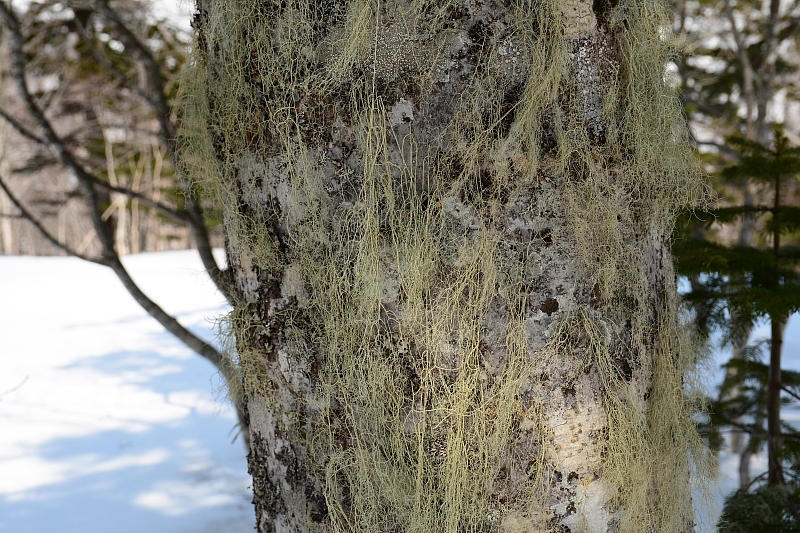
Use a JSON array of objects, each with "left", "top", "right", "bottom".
[
  {"left": 0, "top": 173, "right": 105, "bottom": 263},
  {"left": 0, "top": 107, "right": 46, "bottom": 144},
  {"left": 0, "top": 89, "right": 189, "bottom": 224},
  {"left": 95, "top": 0, "right": 232, "bottom": 302},
  {"left": 0, "top": 376, "right": 28, "bottom": 401},
  {"left": 0, "top": 0, "right": 224, "bottom": 366}
]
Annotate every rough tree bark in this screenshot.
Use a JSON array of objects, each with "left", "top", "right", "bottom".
[{"left": 183, "top": 0, "right": 709, "bottom": 531}]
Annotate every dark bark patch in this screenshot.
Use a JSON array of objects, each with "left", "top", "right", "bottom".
[
  {"left": 589, "top": 283, "right": 603, "bottom": 309},
  {"left": 467, "top": 20, "right": 490, "bottom": 47},
  {"left": 592, "top": 0, "right": 619, "bottom": 29},
  {"left": 304, "top": 485, "right": 329, "bottom": 523},
  {"left": 496, "top": 84, "right": 524, "bottom": 138},
  {"left": 535, "top": 228, "right": 553, "bottom": 247},
  {"left": 447, "top": 4, "right": 469, "bottom": 23},
  {"left": 540, "top": 297, "right": 559, "bottom": 315},
  {"left": 540, "top": 113, "right": 558, "bottom": 155},
  {"left": 465, "top": 20, "right": 492, "bottom": 67},
  {"left": 473, "top": 169, "right": 511, "bottom": 206},
  {"left": 249, "top": 432, "right": 286, "bottom": 528}
]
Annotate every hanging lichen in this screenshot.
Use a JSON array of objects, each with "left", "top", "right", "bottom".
[{"left": 177, "top": 0, "right": 712, "bottom": 530}]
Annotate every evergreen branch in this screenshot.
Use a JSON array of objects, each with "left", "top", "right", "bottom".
[
  {"left": 782, "top": 386, "right": 800, "bottom": 404},
  {"left": 725, "top": 134, "right": 771, "bottom": 157},
  {"left": 765, "top": 207, "right": 800, "bottom": 235},
  {"left": 722, "top": 155, "right": 800, "bottom": 182},
  {"left": 779, "top": 246, "right": 800, "bottom": 260},
  {"left": 709, "top": 205, "right": 773, "bottom": 223},
  {"left": 722, "top": 418, "right": 768, "bottom": 439},
  {"left": 674, "top": 240, "right": 776, "bottom": 276}
]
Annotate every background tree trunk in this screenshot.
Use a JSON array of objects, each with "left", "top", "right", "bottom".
[{"left": 183, "top": 0, "right": 710, "bottom": 531}]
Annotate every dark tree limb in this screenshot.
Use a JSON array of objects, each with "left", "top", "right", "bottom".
[
  {"left": 0, "top": 107, "right": 46, "bottom": 145},
  {"left": 94, "top": 0, "right": 233, "bottom": 302},
  {"left": 0, "top": 0, "right": 248, "bottom": 432},
  {"left": 0, "top": 107, "right": 190, "bottom": 225},
  {"left": 0, "top": 173, "right": 105, "bottom": 263},
  {"left": 73, "top": 15, "right": 157, "bottom": 109},
  {"left": 1, "top": 0, "right": 246, "bottom": 446}
]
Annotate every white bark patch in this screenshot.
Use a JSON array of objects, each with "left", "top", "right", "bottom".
[
  {"left": 572, "top": 479, "right": 618, "bottom": 532},
  {"left": 561, "top": 0, "right": 597, "bottom": 39},
  {"left": 248, "top": 396, "right": 291, "bottom": 476},
  {"left": 277, "top": 348, "right": 310, "bottom": 392},
  {"left": 388, "top": 98, "right": 414, "bottom": 126},
  {"left": 249, "top": 395, "right": 316, "bottom": 533},
  {"left": 226, "top": 212, "right": 260, "bottom": 303},
  {"left": 441, "top": 197, "right": 482, "bottom": 231},
  {"left": 500, "top": 511, "right": 539, "bottom": 533},
  {"left": 281, "top": 263, "right": 309, "bottom": 307}
]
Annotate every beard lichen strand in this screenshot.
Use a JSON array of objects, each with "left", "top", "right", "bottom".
[{"left": 177, "top": 0, "right": 711, "bottom": 531}]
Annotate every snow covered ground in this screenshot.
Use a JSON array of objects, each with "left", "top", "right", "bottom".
[
  {"left": 0, "top": 250, "right": 252, "bottom": 533},
  {"left": 1, "top": 249, "right": 798, "bottom": 532}
]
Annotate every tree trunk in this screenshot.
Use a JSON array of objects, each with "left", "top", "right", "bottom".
[
  {"left": 182, "top": 0, "right": 709, "bottom": 531},
  {"left": 767, "top": 317, "right": 786, "bottom": 485}
]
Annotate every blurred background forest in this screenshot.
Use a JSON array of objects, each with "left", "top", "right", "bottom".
[{"left": 0, "top": 0, "right": 799, "bottom": 530}]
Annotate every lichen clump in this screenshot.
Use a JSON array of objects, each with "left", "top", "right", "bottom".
[{"left": 179, "top": 0, "right": 711, "bottom": 531}]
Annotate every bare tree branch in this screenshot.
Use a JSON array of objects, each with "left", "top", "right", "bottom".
[
  {"left": 0, "top": 0, "right": 247, "bottom": 448},
  {"left": 0, "top": 107, "right": 46, "bottom": 144},
  {"left": 90, "top": 177, "right": 191, "bottom": 224},
  {"left": 95, "top": 0, "right": 232, "bottom": 302},
  {"left": 73, "top": 15, "right": 156, "bottom": 107},
  {"left": 0, "top": 173, "right": 106, "bottom": 263},
  {"left": 0, "top": 0, "right": 225, "bottom": 371},
  {"left": 722, "top": 0, "right": 760, "bottom": 138},
  {"left": 0, "top": 104, "right": 190, "bottom": 224}
]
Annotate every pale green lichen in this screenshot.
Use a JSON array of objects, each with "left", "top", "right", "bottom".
[{"left": 178, "top": 0, "right": 712, "bottom": 530}]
